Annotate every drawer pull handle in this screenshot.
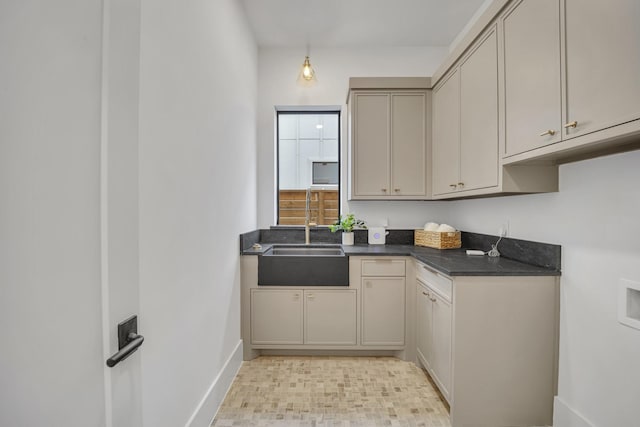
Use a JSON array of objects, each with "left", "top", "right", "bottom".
[
  {"left": 539, "top": 129, "right": 556, "bottom": 136},
  {"left": 422, "top": 291, "right": 429, "bottom": 296},
  {"left": 564, "top": 121, "right": 578, "bottom": 129},
  {"left": 422, "top": 265, "right": 439, "bottom": 275}
]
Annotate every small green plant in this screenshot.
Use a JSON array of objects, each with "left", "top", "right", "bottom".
[{"left": 329, "top": 213, "right": 367, "bottom": 233}]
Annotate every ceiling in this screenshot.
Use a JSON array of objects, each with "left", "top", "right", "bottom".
[{"left": 240, "top": 0, "right": 488, "bottom": 48}]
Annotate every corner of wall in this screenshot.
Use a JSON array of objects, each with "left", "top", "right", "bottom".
[
  {"left": 185, "top": 340, "right": 243, "bottom": 427},
  {"left": 553, "top": 397, "right": 597, "bottom": 427}
]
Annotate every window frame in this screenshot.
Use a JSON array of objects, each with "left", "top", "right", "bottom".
[{"left": 276, "top": 110, "right": 341, "bottom": 226}]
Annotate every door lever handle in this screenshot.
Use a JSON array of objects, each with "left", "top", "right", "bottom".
[
  {"left": 106, "top": 333, "right": 144, "bottom": 367},
  {"left": 106, "top": 315, "right": 144, "bottom": 367}
]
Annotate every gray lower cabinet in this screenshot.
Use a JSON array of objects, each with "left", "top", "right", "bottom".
[
  {"left": 250, "top": 289, "right": 303, "bottom": 345},
  {"left": 360, "top": 258, "right": 407, "bottom": 347},
  {"left": 361, "top": 277, "right": 405, "bottom": 346},
  {"left": 416, "top": 278, "right": 452, "bottom": 403},
  {"left": 250, "top": 288, "right": 356, "bottom": 346},
  {"left": 415, "top": 261, "right": 560, "bottom": 427},
  {"left": 304, "top": 290, "right": 357, "bottom": 345}
]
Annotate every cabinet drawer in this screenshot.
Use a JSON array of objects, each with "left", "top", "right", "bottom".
[
  {"left": 416, "top": 261, "right": 452, "bottom": 301},
  {"left": 361, "top": 258, "right": 406, "bottom": 277}
]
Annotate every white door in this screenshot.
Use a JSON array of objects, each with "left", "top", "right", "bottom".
[{"left": 0, "top": 1, "right": 143, "bottom": 426}]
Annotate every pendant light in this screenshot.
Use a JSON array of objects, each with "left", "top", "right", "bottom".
[
  {"left": 301, "top": 56, "right": 316, "bottom": 81},
  {"left": 298, "top": 49, "right": 317, "bottom": 85}
]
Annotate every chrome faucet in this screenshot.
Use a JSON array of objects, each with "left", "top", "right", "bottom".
[{"left": 305, "top": 188, "right": 317, "bottom": 245}]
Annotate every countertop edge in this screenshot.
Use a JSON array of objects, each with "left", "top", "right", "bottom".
[{"left": 241, "top": 243, "right": 561, "bottom": 277}]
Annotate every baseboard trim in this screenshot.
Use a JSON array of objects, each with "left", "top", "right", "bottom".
[
  {"left": 185, "top": 340, "right": 243, "bottom": 427},
  {"left": 553, "top": 396, "right": 596, "bottom": 427}
]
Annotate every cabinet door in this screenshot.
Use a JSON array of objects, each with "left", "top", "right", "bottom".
[
  {"left": 564, "top": 0, "right": 640, "bottom": 139},
  {"left": 431, "top": 291, "right": 452, "bottom": 401},
  {"left": 352, "top": 93, "right": 390, "bottom": 196},
  {"left": 459, "top": 28, "right": 499, "bottom": 191},
  {"left": 304, "top": 290, "right": 357, "bottom": 345},
  {"left": 503, "top": 0, "right": 562, "bottom": 156},
  {"left": 251, "top": 289, "right": 303, "bottom": 345},
  {"left": 361, "top": 277, "right": 405, "bottom": 346},
  {"left": 391, "top": 93, "right": 427, "bottom": 196},
  {"left": 432, "top": 70, "right": 460, "bottom": 196},
  {"left": 416, "top": 282, "right": 433, "bottom": 370}
]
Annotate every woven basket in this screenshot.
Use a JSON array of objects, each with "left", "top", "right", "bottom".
[{"left": 414, "top": 230, "right": 461, "bottom": 249}]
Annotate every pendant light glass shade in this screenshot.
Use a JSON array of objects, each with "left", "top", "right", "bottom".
[{"left": 300, "top": 56, "right": 316, "bottom": 82}]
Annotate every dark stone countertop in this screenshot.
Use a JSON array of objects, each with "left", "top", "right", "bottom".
[{"left": 241, "top": 242, "right": 560, "bottom": 277}]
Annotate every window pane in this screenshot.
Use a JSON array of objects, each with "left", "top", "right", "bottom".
[
  {"left": 322, "top": 115, "right": 339, "bottom": 139},
  {"left": 277, "top": 112, "right": 340, "bottom": 226},
  {"left": 279, "top": 115, "right": 297, "bottom": 140},
  {"left": 299, "top": 115, "right": 321, "bottom": 139}
]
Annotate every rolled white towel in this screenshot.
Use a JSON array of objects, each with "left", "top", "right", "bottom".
[
  {"left": 424, "top": 222, "right": 440, "bottom": 231},
  {"left": 436, "top": 223, "right": 456, "bottom": 232}
]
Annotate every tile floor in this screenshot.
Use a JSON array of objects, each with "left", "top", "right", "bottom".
[{"left": 211, "top": 356, "right": 451, "bottom": 427}]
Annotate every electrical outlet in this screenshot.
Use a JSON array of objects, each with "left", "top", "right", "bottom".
[{"left": 499, "top": 221, "right": 509, "bottom": 237}]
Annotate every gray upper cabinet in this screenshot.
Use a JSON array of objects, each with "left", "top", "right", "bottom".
[
  {"left": 432, "top": 27, "right": 501, "bottom": 197},
  {"left": 502, "top": 0, "right": 640, "bottom": 163},
  {"left": 563, "top": 0, "right": 640, "bottom": 139},
  {"left": 351, "top": 92, "right": 390, "bottom": 197},
  {"left": 459, "top": 28, "right": 499, "bottom": 192},
  {"left": 503, "top": 0, "right": 562, "bottom": 156},
  {"left": 432, "top": 71, "right": 460, "bottom": 196},
  {"left": 391, "top": 94, "right": 428, "bottom": 197},
  {"left": 348, "top": 78, "right": 429, "bottom": 200}
]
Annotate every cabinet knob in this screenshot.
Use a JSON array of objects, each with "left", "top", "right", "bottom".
[
  {"left": 564, "top": 121, "right": 578, "bottom": 129},
  {"left": 449, "top": 184, "right": 457, "bottom": 189},
  {"left": 539, "top": 129, "right": 556, "bottom": 136},
  {"left": 394, "top": 189, "right": 400, "bottom": 192},
  {"left": 430, "top": 296, "right": 437, "bottom": 302},
  {"left": 422, "top": 291, "right": 429, "bottom": 296},
  {"left": 457, "top": 182, "right": 465, "bottom": 188},
  {"left": 381, "top": 188, "right": 387, "bottom": 192},
  {"left": 307, "top": 293, "right": 314, "bottom": 299}
]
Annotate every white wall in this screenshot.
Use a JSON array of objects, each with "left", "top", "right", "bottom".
[
  {"left": 0, "top": 1, "right": 107, "bottom": 425},
  {"left": 257, "top": 47, "right": 451, "bottom": 228},
  {"left": 138, "top": 0, "right": 257, "bottom": 425},
  {"left": 444, "top": 150, "right": 640, "bottom": 427}
]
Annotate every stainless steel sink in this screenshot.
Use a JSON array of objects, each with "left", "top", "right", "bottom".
[{"left": 258, "top": 245, "right": 348, "bottom": 286}]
